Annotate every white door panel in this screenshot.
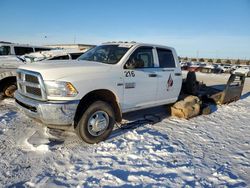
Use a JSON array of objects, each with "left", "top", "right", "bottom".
[
  {"left": 155, "top": 48, "right": 182, "bottom": 103},
  {"left": 157, "top": 68, "right": 182, "bottom": 102},
  {"left": 122, "top": 69, "right": 158, "bottom": 110},
  {"left": 122, "top": 46, "right": 158, "bottom": 111}
]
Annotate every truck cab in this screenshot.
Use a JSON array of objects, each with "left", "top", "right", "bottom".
[{"left": 15, "top": 42, "right": 182, "bottom": 143}]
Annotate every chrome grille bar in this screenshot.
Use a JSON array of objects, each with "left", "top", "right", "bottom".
[{"left": 16, "top": 69, "right": 47, "bottom": 101}]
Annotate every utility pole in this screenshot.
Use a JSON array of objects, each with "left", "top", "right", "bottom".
[
  {"left": 196, "top": 50, "right": 199, "bottom": 60},
  {"left": 215, "top": 50, "right": 219, "bottom": 59},
  {"left": 74, "top": 35, "right": 76, "bottom": 44},
  {"left": 44, "top": 35, "right": 48, "bottom": 45}
]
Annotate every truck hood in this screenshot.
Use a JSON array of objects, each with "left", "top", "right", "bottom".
[
  {"left": 0, "top": 59, "right": 25, "bottom": 68},
  {"left": 18, "top": 60, "right": 113, "bottom": 80}
]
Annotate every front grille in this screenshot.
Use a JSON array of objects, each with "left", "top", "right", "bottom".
[
  {"left": 17, "top": 69, "right": 46, "bottom": 100},
  {"left": 25, "top": 74, "right": 39, "bottom": 84},
  {"left": 17, "top": 72, "right": 22, "bottom": 80},
  {"left": 26, "top": 86, "right": 42, "bottom": 96}
]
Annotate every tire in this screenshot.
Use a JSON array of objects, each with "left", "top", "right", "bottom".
[
  {"left": 76, "top": 101, "right": 115, "bottom": 144},
  {"left": 0, "top": 92, "right": 4, "bottom": 100},
  {"left": 3, "top": 82, "right": 17, "bottom": 98}
]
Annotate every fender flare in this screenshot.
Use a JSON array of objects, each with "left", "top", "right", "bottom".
[
  {"left": 74, "top": 89, "right": 122, "bottom": 128},
  {"left": 0, "top": 70, "right": 17, "bottom": 81}
]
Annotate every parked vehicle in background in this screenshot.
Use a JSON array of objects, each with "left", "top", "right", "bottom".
[
  {"left": 208, "top": 64, "right": 221, "bottom": 73},
  {"left": 231, "top": 65, "right": 242, "bottom": 73},
  {"left": 199, "top": 64, "right": 214, "bottom": 73},
  {"left": 187, "top": 62, "right": 206, "bottom": 72},
  {"left": 0, "top": 41, "right": 51, "bottom": 57},
  {"left": 15, "top": 42, "right": 183, "bottom": 144},
  {"left": 219, "top": 65, "right": 232, "bottom": 73},
  {"left": 182, "top": 62, "right": 233, "bottom": 74},
  {"left": 0, "top": 49, "right": 86, "bottom": 99},
  {"left": 233, "top": 66, "right": 250, "bottom": 77},
  {"left": 181, "top": 62, "right": 191, "bottom": 70},
  {"left": 21, "top": 48, "right": 87, "bottom": 62}
]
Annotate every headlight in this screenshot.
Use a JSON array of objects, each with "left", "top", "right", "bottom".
[{"left": 45, "top": 81, "right": 78, "bottom": 97}]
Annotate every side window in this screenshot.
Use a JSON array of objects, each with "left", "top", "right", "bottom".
[
  {"left": 157, "top": 48, "right": 176, "bottom": 68},
  {"left": 126, "top": 47, "right": 154, "bottom": 68},
  {"left": 14, "top": 47, "right": 34, "bottom": 55},
  {"left": 0, "top": 46, "right": 11, "bottom": 55}
]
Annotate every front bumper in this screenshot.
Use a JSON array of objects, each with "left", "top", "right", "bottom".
[{"left": 15, "top": 91, "right": 79, "bottom": 126}]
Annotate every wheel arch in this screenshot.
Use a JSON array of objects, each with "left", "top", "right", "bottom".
[
  {"left": 74, "top": 89, "right": 122, "bottom": 128},
  {"left": 0, "top": 76, "right": 17, "bottom": 91}
]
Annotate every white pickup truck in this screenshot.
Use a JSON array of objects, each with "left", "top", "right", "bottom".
[{"left": 15, "top": 42, "right": 182, "bottom": 143}]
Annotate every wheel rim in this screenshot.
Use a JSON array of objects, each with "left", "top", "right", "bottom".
[{"left": 87, "top": 111, "right": 109, "bottom": 137}]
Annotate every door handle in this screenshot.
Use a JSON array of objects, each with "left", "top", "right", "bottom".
[
  {"left": 175, "top": 73, "right": 182, "bottom": 76},
  {"left": 148, "top": 73, "right": 157, "bottom": 77}
]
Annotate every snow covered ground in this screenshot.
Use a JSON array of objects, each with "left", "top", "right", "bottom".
[{"left": 0, "top": 73, "right": 249, "bottom": 187}]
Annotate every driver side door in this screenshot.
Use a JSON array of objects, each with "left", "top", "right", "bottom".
[{"left": 122, "top": 46, "right": 158, "bottom": 112}]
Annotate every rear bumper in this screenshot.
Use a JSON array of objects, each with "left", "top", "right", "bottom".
[{"left": 15, "top": 92, "right": 79, "bottom": 126}]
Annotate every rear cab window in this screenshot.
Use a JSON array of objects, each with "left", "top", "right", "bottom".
[
  {"left": 35, "top": 48, "right": 51, "bottom": 52},
  {"left": 156, "top": 48, "right": 176, "bottom": 68},
  {"left": 14, "top": 47, "right": 34, "bottom": 55}
]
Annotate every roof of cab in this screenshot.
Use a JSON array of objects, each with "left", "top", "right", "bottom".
[{"left": 101, "top": 41, "right": 174, "bottom": 50}]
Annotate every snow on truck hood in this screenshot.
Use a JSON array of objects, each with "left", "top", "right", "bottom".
[{"left": 18, "top": 60, "right": 112, "bottom": 80}]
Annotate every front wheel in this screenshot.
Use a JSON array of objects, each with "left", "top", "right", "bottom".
[
  {"left": 76, "top": 101, "right": 115, "bottom": 144},
  {"left": 3, "top": 83, "right": 17, "bottom": 98}
]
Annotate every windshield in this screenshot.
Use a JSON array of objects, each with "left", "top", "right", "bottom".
[
  {"left": 78, "top": 45, "right": 130, "bottom": 64},
  {"left": 0, "top": 46, "right": 11, "bottom": 55}
]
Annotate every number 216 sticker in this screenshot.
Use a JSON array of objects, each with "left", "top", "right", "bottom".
[{"left": 124, "top": 71, "right": 135, "bottom": 77}]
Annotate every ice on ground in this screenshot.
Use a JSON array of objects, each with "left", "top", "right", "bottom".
[{"left": 0, "top": 76, "right": 249, "bottom": 187}]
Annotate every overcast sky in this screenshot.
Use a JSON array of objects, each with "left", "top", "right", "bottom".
[{"left": 1, "top": 0, "right": 250, "bottom": 59}]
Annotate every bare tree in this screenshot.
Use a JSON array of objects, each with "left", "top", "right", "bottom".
[
  {"left": 225, "top": 59, "right": 231, "bottom": 64},
  {"left": 208, "top": 59, "right": 213, "bottom": 63},
  {"left": 199, "top": 58, "right": 205, "bottom": 62},
  {"left": 235, "top": 59, "right": 241, "bottom": 65},
  {"left": 216, "top": 59, "right": 221, "bottom": 64}
]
